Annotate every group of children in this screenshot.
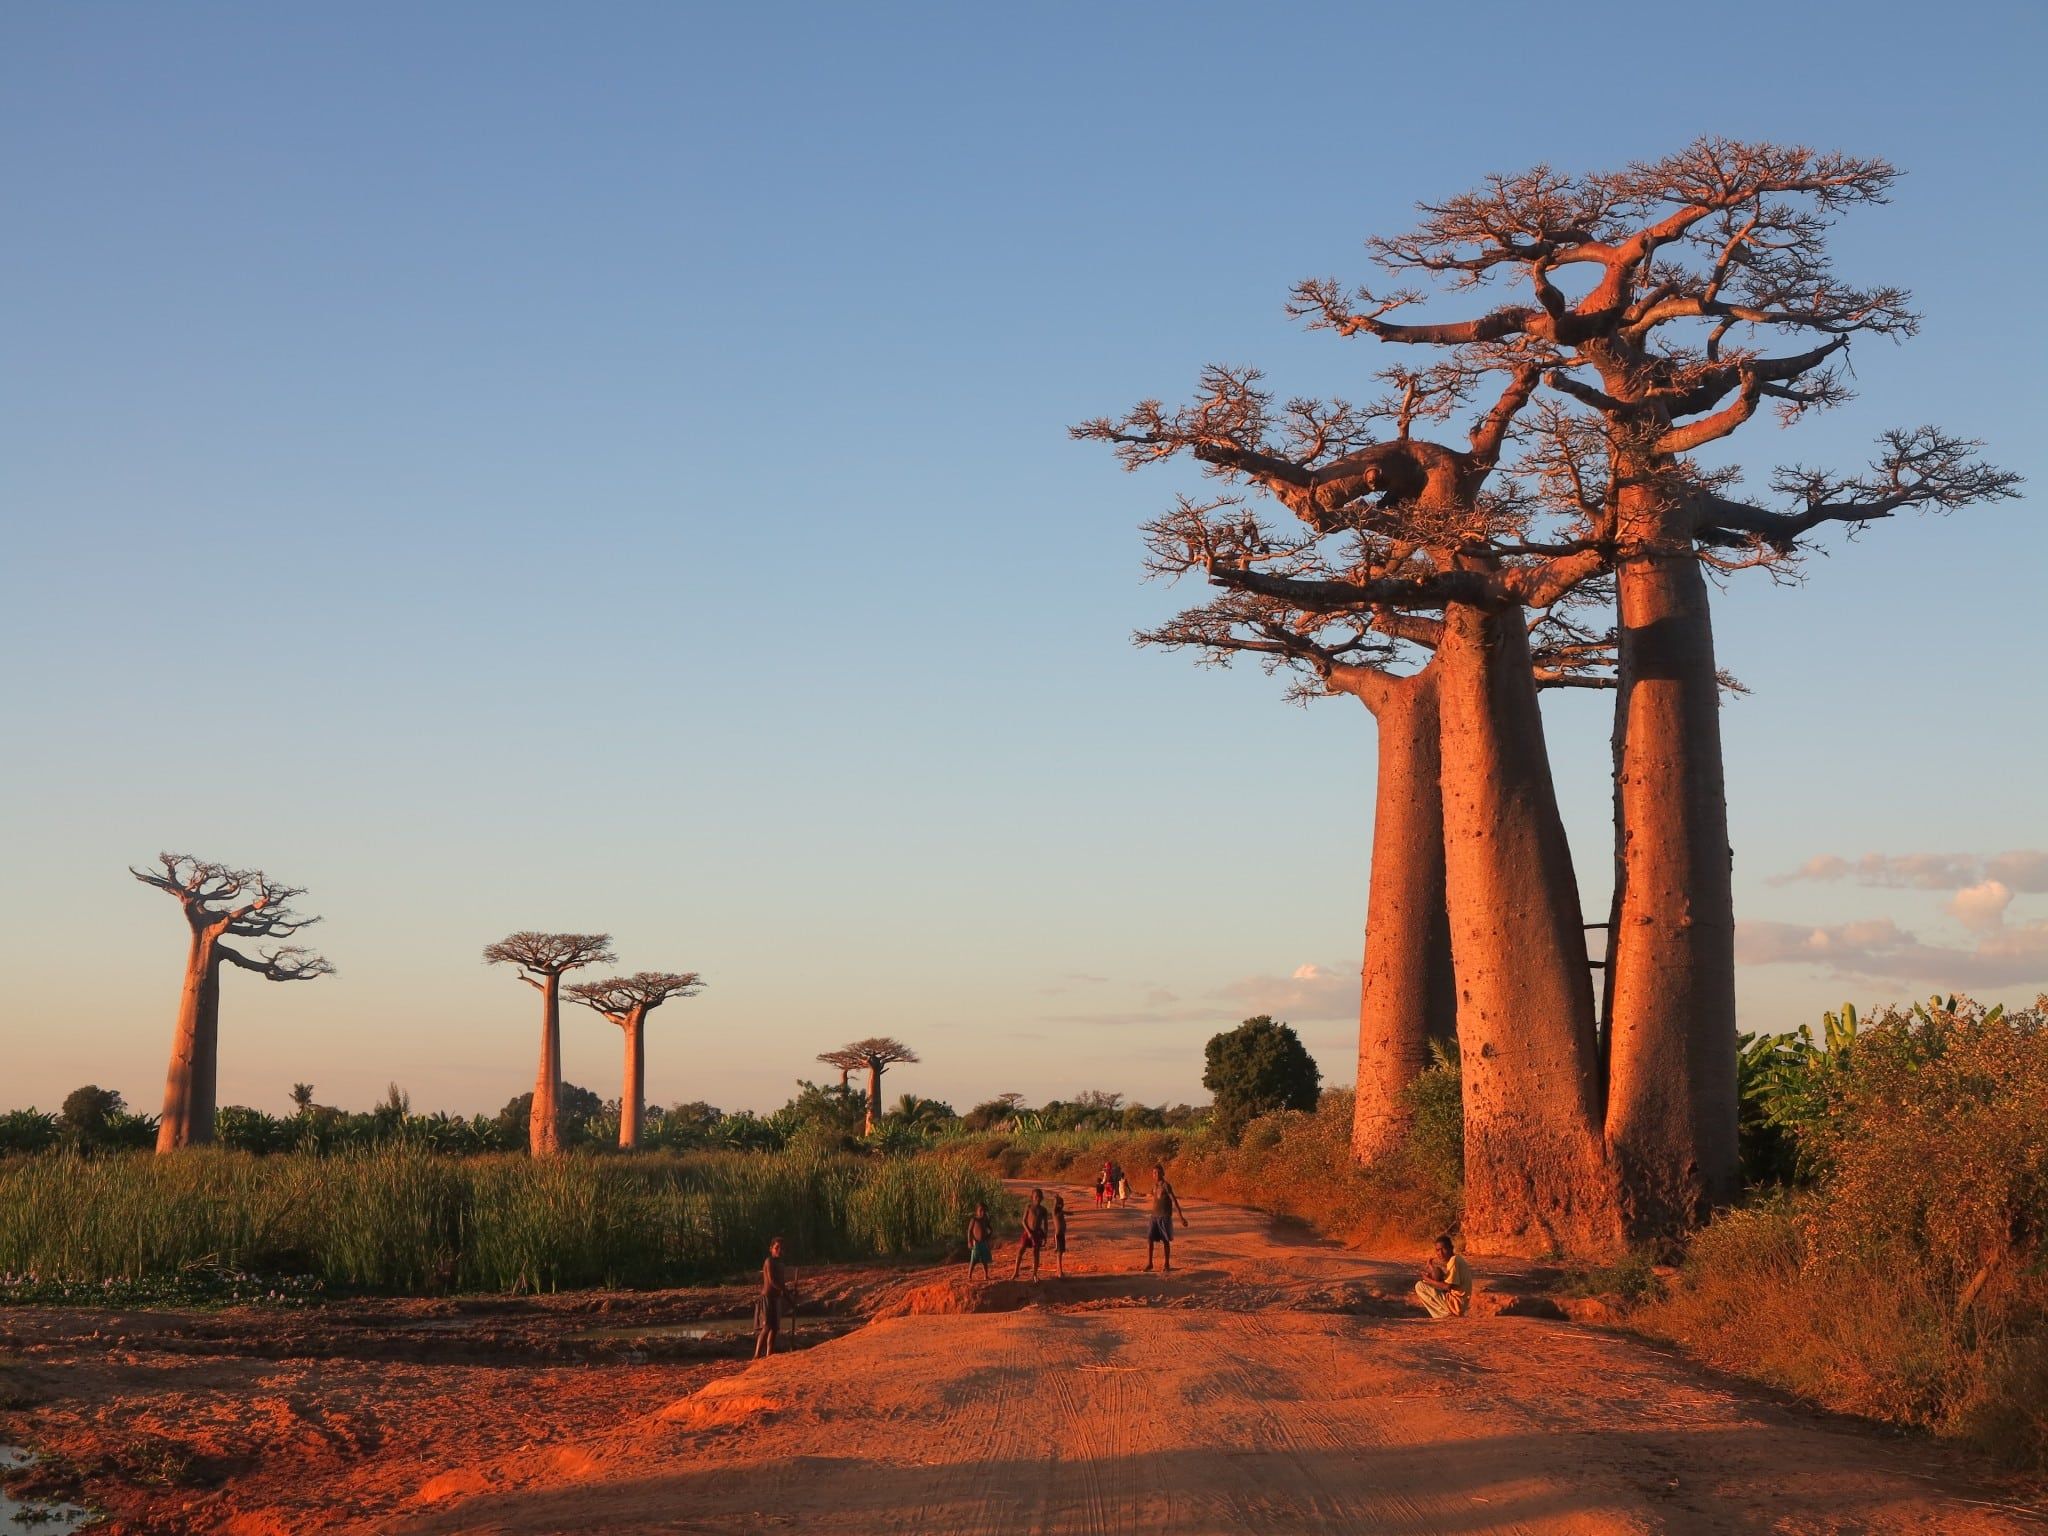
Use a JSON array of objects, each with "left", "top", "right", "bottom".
[{"left": 963, "top": 1162, "right": 1192, "bottom": 1283}]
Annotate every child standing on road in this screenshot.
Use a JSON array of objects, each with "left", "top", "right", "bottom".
[
  {"left": 1051, "top": 1193, "right": 1069, "bottom": 1279},
  {"left": 1012, "top": 1187, "right": 1049, "bottom": 1281},
  {"left": 965, "top": 1202, "right": 993, "bottom": 1281}
]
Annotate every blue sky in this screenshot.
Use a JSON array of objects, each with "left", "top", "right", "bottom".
[{"left": 4, "top": 2, "right": 2044, "bottom": 1118}]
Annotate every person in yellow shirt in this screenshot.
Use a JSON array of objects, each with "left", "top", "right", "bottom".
[{"left": 1414, "top": 1234, "right": 1471, "bottom": 1319}]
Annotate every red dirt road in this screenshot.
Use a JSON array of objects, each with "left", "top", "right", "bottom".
[{"left": 6, "top": 1188, "right": 2041, "bottom": 1534}]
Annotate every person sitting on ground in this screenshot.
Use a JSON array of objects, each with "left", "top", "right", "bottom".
[
  {"left": 1414, "top": 1234, "right": 1471, "bottom": 1319},
  {"left": 753, "top": 1235, "right": 789, "bottom": 1358},
  {"left": 1051, "top": 1192, "right": 1069, "bottom": 1279},
  {"left": 965, "top": 1201, "right": 994, "bottom": 1282},
  {"left": 1012, "top": 1186, "right": 1050, "bottom": 1281},
  {"left": 1143, "top": 1162, "right": 1189, "bottom": 1273}
]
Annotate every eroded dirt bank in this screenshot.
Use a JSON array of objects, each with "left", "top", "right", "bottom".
[{"left": 4, "top": 1187, "right": 2040, "bottom": 1534}]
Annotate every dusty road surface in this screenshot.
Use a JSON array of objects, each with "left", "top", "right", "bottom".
[
  {"left": 4, "top": 1188, "right": 2040, "bottom": 1534},
  {"left": 386, "top": 1187, "right": 2040, "bottom": 1536}
]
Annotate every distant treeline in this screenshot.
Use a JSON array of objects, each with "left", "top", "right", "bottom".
[{"left": 1, "top": 1078, "right": 1212, "bottom": 1158}]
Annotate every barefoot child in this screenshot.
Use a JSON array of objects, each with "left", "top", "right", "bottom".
[
  {"left": 965, "top": 1202, "right": 993, "bottom": 1281},
  {"left": 1143, "top": 1164, "right": 1189, "bottom": 1273},
  {"left": 1011, "top": 1187, "right": 1049, "bottom": 1281},
  {"left": 1051, "top": 1192, "right": 1069, "bottom": 1279},
  {"left": 752, "top": 1236, "right": 788, "bottom": 1359}
]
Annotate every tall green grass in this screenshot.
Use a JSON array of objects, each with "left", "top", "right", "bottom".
[{"left": 0, "top": 1146, "right": 1006, "bottom": 1294}]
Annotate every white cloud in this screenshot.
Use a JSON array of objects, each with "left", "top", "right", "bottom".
[
  {"left": 1735, "top": 917, "right": 2048, "bottom": 989},
  {"left": 1985, "top": 851, "right": 2048, "bottom": 893},
  {"left": 1947, "top": 880, "right": 2013, "bottom": 933},
  {"left": 1216, "top": 961, "right": 1358, "bottom": 1020},
  {"left": 1766, "top": 849, "right": 2048, "bottom": 893}
]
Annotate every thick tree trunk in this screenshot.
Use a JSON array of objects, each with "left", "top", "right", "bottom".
[
  {"left": 1435, "top": 602, "right": 1619, "bottom": 1256},
  {"left": 156, "top": 931, "right": 217, "bottom": 1152},
  {"left": 619, "top": 1008, "right": 646, "bottom": 1150},
  {"left": 865, "top": 1066, "right": 881, "bottom": 1136},
  {"left": 1351, "top": 665, "right": 1457, "bottom": 1164},
  {"left": 191, "top": 953, "right": 223, "bottom": 1144},
  {"left": 1603, "top": 490, "right": 1740, "bottom": 1233},
  {"left": 530, "top": 974, "right": 564, "bottom": 1157}
]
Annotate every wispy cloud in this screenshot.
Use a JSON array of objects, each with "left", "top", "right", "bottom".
[
  {"left": 1216, "top": 962, "right": 1357, "bottom": 1021},
  {"left": 1041, "top": 962, "right": 1358, "bottom": 1028},
  {"left": 1735, "top": 917, "right": 2048, "bottom": 989},
  {"left": 1767, "top": 849, "right": 2048, "bottom": 893}
]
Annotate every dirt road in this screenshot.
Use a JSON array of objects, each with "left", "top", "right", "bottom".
[{"left": 386, "top": 1185, "right": 2040, "bottom": 1535}]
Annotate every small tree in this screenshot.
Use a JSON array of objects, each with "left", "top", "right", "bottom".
[
  {"left": 1204, "top": 1016, "right": 1321, "bottom": 1144},
  {"left": 484, "top": 930, "right": 616, "bottom": 1156},
  {"left": 565, "top": 970, "right": 705, "bottom": 1148},
  {"left": 289, "top": 1082, "right": 316, "bottom": 1115},
  {"left": 58, "top": 1086, "right": 125, "bottom": 1151},
  {"left": 133, "top": 853, "right": 334, "bottom": 1151},
  {"left": 817, "top": 1038, "right": 920, "bottom": 1135}
]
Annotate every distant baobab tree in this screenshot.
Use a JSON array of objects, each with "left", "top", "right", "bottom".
[
  {"left": 817, "top": 1046, "right": 862, "bottom": 1094},
  {"left": 819, "top": 1038, "right": 919, "bottom": 1135},
  {"left": 132, "top": 853, "right": 333, "bottom": 1152},
  {"left": 484, "top": 930, "right": 616, "bottom": 1156},
  {"left": 565, "top": 970, "right": 705, "bottom": 1148}
]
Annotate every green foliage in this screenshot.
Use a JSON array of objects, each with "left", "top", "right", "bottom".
[
  {"left": 1645, "top": 994, "right": 2048, "bottom": 1472},
  {"left": 1397, "top": 1037, "right": 1463, "bottom": 1202},
  {"left": 1203, "top": 1016, "right": 1321, "bottom": 1144},
  {"left": 0, "top": 1109, "right": 60, "bottom": 1155},
  {"left": 0, "top": 1145, "right": 1008, "bottom": 1295}
]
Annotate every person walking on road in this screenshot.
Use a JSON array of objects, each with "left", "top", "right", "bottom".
[
  {"left": 1050, "top": 1192, "right": 1069, "bottom": 1279},
  {"left": 1143, "top": 1163, "right": 1189, "bottom": 1273},
  {"left": 753, "top": 1236, "right": 790, "bottom": 1358}
]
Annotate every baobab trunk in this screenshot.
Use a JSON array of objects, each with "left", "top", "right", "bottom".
[
  {"left": 1350, "top": 665, "right": 1457, "bottom": 1164},
  {"left": 531, "top": 973, "right": 564, "bottom": 1157},
  {"left": 1434, "top": 602, "right": 1619, "bottom": 1257},
  {"left": 156, "top": 932, "right": 218, "bottom": 1152},
  {"left": 1602, "top": 485, "right": 1740, "bottom": 1233},
  {"left": 619, "top": 1008, "right": 646, "bottom": 1150},
  {"left": 865, "top": 1066, "right": 882, "bottom": 1136}
]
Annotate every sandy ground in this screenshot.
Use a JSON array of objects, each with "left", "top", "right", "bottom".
[{"left": 5, "top": 1187, "right": 2042, "bottom": 1534}]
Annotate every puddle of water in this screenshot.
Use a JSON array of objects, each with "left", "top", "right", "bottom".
[
  {"left": 569, "top": 1317, "right": 756, "bottom": 1342},
  {"left": 0, "top": 1446, "right": 96, "bottom": 1530}
]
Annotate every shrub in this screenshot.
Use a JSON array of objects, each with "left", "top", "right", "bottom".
[{"left": 1640, "top": 995, "right": 2048, "bottom": 1472}]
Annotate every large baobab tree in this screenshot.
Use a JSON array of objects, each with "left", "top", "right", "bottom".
[
  {"left": 1140, "top": 581, "right": 1611, "bottom": 1168},
  {"left": 132, "top": 853, "right": 333, "bottom": 1152},
  {"left": 1290, "top": 139, "right": 2017, "bottom": 1230},
  {"left": 1082, "top": 365, "right": 1633, "bottom": 1253},
  {"left": 484, "top": 930, "right": 616, "bottom": 1156},
  {"left": 565, "top": 970, "right": 705, "bottom": 1148},
  {"left": 819, "top": 1038, "right": 920, "bottom": 1135}
]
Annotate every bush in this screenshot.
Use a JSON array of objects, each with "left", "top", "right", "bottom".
[
  {"left": 1203, "top": 1016, "right": 1321, "bottom": 1144},
  {"left": 1640, "top": 995, "right": 2048, "bottom": 1472}
]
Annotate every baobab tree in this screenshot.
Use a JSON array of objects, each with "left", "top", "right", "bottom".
[
  {"left": 565, "top": 970, "right": 705, "bottom": 1148},
  {"left": 1141, "top": 580, "right": 1611, "bottom": 1167},
  {"left": 1082, "top": 364, "right": 1637, "bottom": 1252},
  {"left": 484, "top": 930, "right": 616, "bottom": 1156},
  {"left": 819, "top": 1038, "right": 919, "bottom": 1135},
  {"left": 131, "top": 853, "right": 333, "bottom": 1152},
  {"left": 817, "top": 1046, "right": 862, "bottom": 1093},
  {"left": 1288, "top": 139, "right": 2017, "bottom": 1229}
]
